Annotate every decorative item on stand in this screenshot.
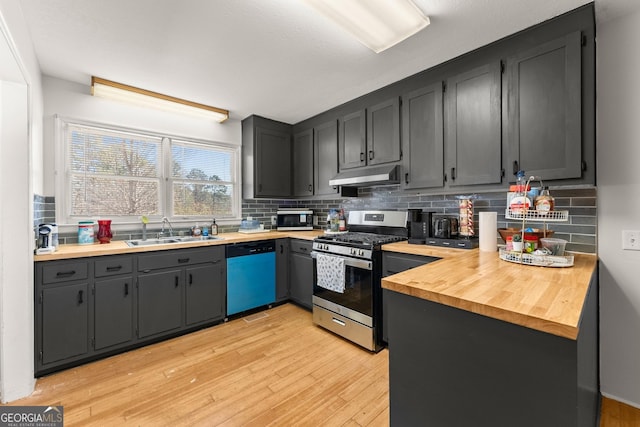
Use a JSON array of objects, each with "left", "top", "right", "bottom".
[{"left": 458, "top": 198, "right": 475, "bottom": 238}]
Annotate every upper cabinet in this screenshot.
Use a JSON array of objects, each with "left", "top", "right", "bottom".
[
  {"left": 292, "top": 129, "right": 314, "bottom": 197},
  {"left": 314, "top": 120, "right": 340, "bottom": 196},
  {"left": 339, "top": 109, "right": 366, "bottom": 170},
  {"left": 242, "top": 115, "right": 292, "bottom": 199},
  {"left": 505, "top": 32, "right": 582, "bottom": 181},
  {"left": 402, "top": 83, "right": 444, "bottom": 190},
  {"left": 339, "top": 97, "right": 401, "bottom": 171},
  {"left": 446, "top": 62, "right": 502, "bottom": 187}
]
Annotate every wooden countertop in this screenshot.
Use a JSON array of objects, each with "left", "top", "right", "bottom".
[
  {"left": 34, "top": 230, "right": 322, "bottom": 261},
  {"left": 381, "top": 242, "right": 597, "bottom": 340}
]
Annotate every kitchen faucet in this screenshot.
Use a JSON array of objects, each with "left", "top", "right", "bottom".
[{"left": 160, "top": 217, "right": 174, "bottom": 237}]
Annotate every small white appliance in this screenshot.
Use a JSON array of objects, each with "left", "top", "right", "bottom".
[{"left": 36, "top": 223, "right": 58, "bottom": 255}]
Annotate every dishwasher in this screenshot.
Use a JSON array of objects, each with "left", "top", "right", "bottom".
[{"left": 226, "top": 240, "right": 276, "bottom": 316}]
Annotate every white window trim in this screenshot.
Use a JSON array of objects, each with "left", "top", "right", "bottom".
[{"left": 54, "top": 115, "right": 242, "bottom": 230}]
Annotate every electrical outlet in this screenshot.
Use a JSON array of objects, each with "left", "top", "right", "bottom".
[
  {"left": 271, "top": 216, "right": 277, "bottom": 226},
  {"left": 622, "top": 230, "right": 640, "bottom": 250}
]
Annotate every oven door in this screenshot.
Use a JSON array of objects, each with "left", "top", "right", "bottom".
[{"left": 311, "top": 251, "right": 373, "bottom": 318}]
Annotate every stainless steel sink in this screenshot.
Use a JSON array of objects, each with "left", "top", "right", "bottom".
[{"left": 125, "top": 235, "right": 223, "bottom": 247}]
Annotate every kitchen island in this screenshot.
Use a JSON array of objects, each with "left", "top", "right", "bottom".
[{"left": 381, "top": 242, "right": 598, "bottom": 427}]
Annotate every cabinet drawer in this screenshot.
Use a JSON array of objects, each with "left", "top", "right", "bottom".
[
  {"left": 138, "top": 247, "right": 220, "bottom": 271},
  {"left": 95, "top": 255, "right": 133, "bottom": 277},
  {"left": 42, "top": 260, "right": 89, "bottom": 284},
  {"left": 290, "top": 239, "right": 312, "bottom": 254}
]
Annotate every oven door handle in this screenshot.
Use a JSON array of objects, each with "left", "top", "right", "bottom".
[{"left": 310, "top": 251, "right": 372, "bottom": 270}]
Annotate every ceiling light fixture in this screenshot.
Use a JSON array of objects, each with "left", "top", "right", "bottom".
[
  {"left": 91, "top": 76, "right": 229, "bottom": 123},
  {"left": 302, "top": 0, "right": 430, "bottom": 53}
]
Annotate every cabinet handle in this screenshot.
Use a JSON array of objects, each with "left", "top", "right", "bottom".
[
  {"left": 280, "top": 244, "right": 284, "bottom": 254},
  {"left": 360, "top": 152, "right": 365, "bottom": 162},
  {"left": 124, "top": 283, "right": 129, "bottom": 296},
  {"left": 405, "top": 173, "right": 409, "bottom": 184},
  {"left": 189, "top": 273, "right": 193, "bottom": 285},
  {"left": 175, "top": 276, "right": 179, "bottom": 288},
  {"left": 77, "top": 290, "right": 83, "bottom": 304},
  {"left": 56, "top": 270, "right": 76, "bottom": 277},
  {"left": 369, "top": 150, "right": 374, "bottom": 161},
  {"left": 513, "top": 160, "right": 519, "bottom": 176},
  {"left": 450, "top": 167, "right": 456, "bottom": 181},
  {"left": 308, "top": 184, "right": 312, "bottom": 192},
  {"left": 178, "top": 258, "right": 190, "bottom": 264},
  {"left": 106, "top": 265, "right": 122, "bottom": 272}
]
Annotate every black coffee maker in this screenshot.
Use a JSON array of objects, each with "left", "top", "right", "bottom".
[{"left": 408, "top": 210, "right": 433, "bottom": 244}]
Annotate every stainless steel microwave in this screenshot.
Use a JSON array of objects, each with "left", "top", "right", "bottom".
[{"left": 277, "top": 209, "right": 313, "bottom": 231}]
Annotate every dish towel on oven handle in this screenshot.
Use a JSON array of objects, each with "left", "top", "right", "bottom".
[{"left": 316, "top": 253, "right": 346, "bottom": 293}]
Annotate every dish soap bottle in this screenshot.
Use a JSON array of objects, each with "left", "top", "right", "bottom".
[{"left": 211, "top": 219, "right": 218, "bottom": 235}]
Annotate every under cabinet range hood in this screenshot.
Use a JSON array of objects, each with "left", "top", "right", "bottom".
[{"left": 329, "top": 165, "right": 400, "bottom": 187}]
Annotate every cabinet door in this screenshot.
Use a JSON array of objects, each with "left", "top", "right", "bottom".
[
  {"left": 367, "top": 97, "right": 401, "bottom": 166},
  {"left": 314, "top": 120, "right": 339, "bottom": 195},
  {"left": 402, "top": 83, "right": 444, "bottom": 189},
  {"left": 185, "top": 262, "right": 225, "bottom": 325},
  {"left": 41, "top": 283, "right": 89, "bottom": 364},
  {"left": 138, "top": 269, "right": 182, "bottom": 338},
  {"left": 255, "top": 126, "right": 292, "bottom": 197},
  {"left": 275, "top": 239, "right": 290, "bottom": 302},
  {"left": 506, "top": 32, "right": 582, "bottom": 181},
  {"left": 292, "top": 129, "right": 314, "bottom": 196},
  {"left": 289, "top": 241, "right": 313, "bottom": 310},
  {"left": 94, "top": 277, "right": 133, "bottom": 350},
  {"left": 446, "top": 62, "right": 502, "bottom": 186},
  {"left": 339, "top": 109, "right": 366, "bottom": 170}
]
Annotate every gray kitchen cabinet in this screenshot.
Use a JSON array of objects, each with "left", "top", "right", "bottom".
[
  {"left": 339, "top": 98, "right": 401, "bottom": 172},
  {"left": 402, "top": 83, "right": 444, "bottom": 190},
  {"left": 41, "top": 282, "right": 89, "bottom": 365},
  {"left": 505, "top": 31, "right": 582, "bottom": 181},
  {"left": 242, "top": 115, "right": 292, "bottom": 198},
  {"left": 289, "top": 239, "right": 313, "bottom": 309},
  {"left": 314, "top": 120, "right": 340, "bottom": 196},
  {"left": 292, "top": 128, "right": 314, "bottom": 196},
  {"left": 367, "top": 97, "right": 401, "bottom": 166},
  {"left": 446, "top": 62, "right": 502, "bottom": 186},
  {"left": 275, "top": 238, "right": 290, "bottom": 302},
  {"left": 382, "top": 252, "right": 439, "bottom": 343},
  {"left": 35, "top": 259, "right": 90, "bottom": 372},
  {"left": 94, "top": 255, "right": 134, "bottom": 350},
  {"left": 185, "top": 246, "right": 226, "bottom": 325},
  {"left": 137, "top": 269, "right": 183, "bottom": 338},
  {"left": 339, "top": 109, "right": 366, "bottom": 170}
]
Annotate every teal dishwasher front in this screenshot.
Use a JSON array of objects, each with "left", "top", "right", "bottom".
[{"left": 226, "top": 240, "right": 276, "bottom": 315}]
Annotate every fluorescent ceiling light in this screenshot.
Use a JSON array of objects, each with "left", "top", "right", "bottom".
[
  {"left": 91, "top": 76, "right": 229, "bottom": 123},
  {"left": 303, "top": 0, "right": 430, "bottom": 53}
]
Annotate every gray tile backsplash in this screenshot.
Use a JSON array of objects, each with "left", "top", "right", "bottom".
[
  {"left": 36, "top": 186, "right": 597, "bottom": 253},
  {"left": 243, "top": 185, "right": 597, "bottom": 254}
]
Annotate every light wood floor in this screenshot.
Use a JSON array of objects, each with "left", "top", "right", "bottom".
[
  {"left": 6, "top": 304, "right": 389, "bottom": 426},
  {"left": 4, "top": 303, "right": 640, "bottom": 426}
]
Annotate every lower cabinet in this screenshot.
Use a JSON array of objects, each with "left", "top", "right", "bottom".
[
  {"left": 289, "top": 239, "right": 314, "bottom": 309},
  {"left": 137, "top": 269, "right": 183, "bottom": 338},
  {"left": 382, "top": 251, "right": 439, "bottom": 343},
  {"left": 94, "top": 277, "right": 133, "bottom": 350},
  {"left": 41, "top": 282, "right": 89, "bottom": 365},
  {"left": 35, "top": 246, "right": 226, "bottom": 376},
  {"left": 275, "top": 238, "right": 290, "bottom": 302}
]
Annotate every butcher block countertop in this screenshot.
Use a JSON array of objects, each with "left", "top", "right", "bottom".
[
  {"left": 381, "top": 242, "right": 597, "bottom": 340},
  {"left": 34, "top": 230, "right": 322, "bottom": 261}
]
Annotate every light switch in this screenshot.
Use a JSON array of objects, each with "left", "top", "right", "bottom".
[{"left": 622, "top": 230, "right": 640, "bottom": 250}]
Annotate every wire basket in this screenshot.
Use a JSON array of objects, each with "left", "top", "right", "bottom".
[{"left": 499, "top": 248, "right": 574, "bottom": 267}]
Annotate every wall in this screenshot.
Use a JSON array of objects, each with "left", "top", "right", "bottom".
[
  {"left": 0, "top": 0, "right": 44, "bottom": 402},
  {"left": 597, "top": 5, "right": 640, "bottom": 408}
]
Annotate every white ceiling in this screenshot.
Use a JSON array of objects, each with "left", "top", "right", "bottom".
[{"left": 18, "top": 0, "right": 640, "bottom": 124}]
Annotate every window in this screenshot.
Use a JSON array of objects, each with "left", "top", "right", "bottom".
[{"left": 56, "top": 117, "right": 240, "bottom": 224}]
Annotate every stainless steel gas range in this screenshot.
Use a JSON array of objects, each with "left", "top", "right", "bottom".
[{"left": 311, "top": 210, "right": 408, "bottom": 352}]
